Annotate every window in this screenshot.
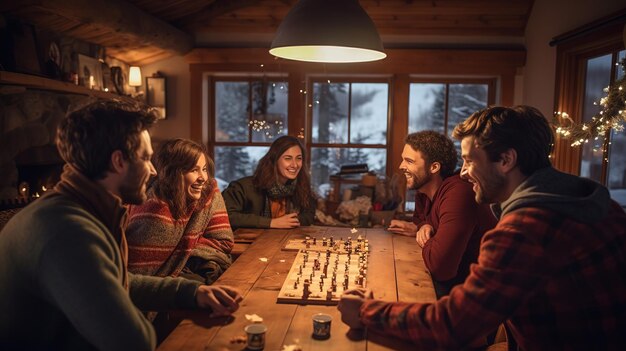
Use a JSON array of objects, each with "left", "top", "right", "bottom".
[
  {"left": 212, "top": 78, "right": 288, "bottom": 189},
  {"left": 405, "top": 80, "right": 493, "bottom": 211},
  {"left": 193, "top": 50, "right": 521, "bottom": 212},
  {"left": 579, "top": 50, "right": 626, "bottom": 205},
  {"left": 553, "top": 13, "right": 626, "bottom": 207},
  {"left": 308, "top": 80, "right": 390, "bottom": 196},
  {"left": 208, "top": 75, "right": 495, "bottom": 206}
]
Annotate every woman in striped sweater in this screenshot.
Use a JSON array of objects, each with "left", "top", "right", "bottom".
[{"left": 126, "top": 138, "right": 234, "bottom": 284}]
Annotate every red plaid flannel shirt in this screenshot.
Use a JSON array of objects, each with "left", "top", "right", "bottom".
[{"left": 361, "top": 201, "right": 626, "bottom": 350}]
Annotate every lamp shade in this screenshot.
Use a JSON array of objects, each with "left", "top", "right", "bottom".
[
  {"left": 270, "top": 0, "right": 386, "bottom": 63},
  {"left": 128, "top": 66, "right": 142, "bottom": 86}
]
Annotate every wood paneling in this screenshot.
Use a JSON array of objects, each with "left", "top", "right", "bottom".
[
  {"left": 185, "top": 48, "right": 525, "bottom": 75},
  {"left": 1, "top": 0, "right": 532, "bottom": 66},
  {"left": 1, "top": 0, "right": 194, "bottom": 65}
]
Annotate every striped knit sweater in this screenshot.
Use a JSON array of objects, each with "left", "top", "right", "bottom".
[{"left": 126, "top": 179, "right": 234, "bottom": 278}]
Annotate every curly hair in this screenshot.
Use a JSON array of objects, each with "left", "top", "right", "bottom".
[
  {"left": 452, "top": 105, "right": 554, "bottom": 176},
  {"left": 404, "top": 131, "right": 458, "bottom": 178},
  {"left": 253, "top": 135, "right": 315, "bottom": 210},
  {"left": 56, "top": 99, "right": 159, "bottom": 180},
  {"left": 151, "top": 138, "right": 215, "bottom": 219}
]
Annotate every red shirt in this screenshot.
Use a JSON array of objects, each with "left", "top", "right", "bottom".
[{"left": 413, "top": 174, "right": 497, "bottom": 296}]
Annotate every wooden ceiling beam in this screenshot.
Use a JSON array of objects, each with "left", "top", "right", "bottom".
[
  {"left": 178, "top": 0, "right": 265, "bottom": 31},
  {"left": 2, "top": 0, "right": 194, "bottom": 57}
]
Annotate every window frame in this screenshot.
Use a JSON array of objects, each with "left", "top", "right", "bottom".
[
  {"left": 407, "top": 77, "right": 497, "bottom": 135},
  {"left": 552, "top": 11, "right": 626, "bottom": 176},
  {"left": 305, "top": 76, "right": 393, "bottom": 176},
  {"left": 207, "top": 75, "right": 290, "bottom": 158},
  {"left": 189, "top": 48, "right": 523, "bottom": 204}
]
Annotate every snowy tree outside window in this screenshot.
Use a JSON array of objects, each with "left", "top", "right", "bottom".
[
  {"left": 310, "top": 81, "right": 389, "bottom": 196},
  {"left": 213, "top": 79, "right": 288, "bottom": 190},
  {"left": 405, "top": 81, "right": 490, "bottom": 211}
]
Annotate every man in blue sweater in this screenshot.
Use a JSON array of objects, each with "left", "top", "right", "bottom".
[{"left": 0, "top": 100, "right": 242, "bottom": 350}]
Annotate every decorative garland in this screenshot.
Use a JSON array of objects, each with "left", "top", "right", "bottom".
[{"left": 554, "top": 58, "right": 626, "bottom": 147}]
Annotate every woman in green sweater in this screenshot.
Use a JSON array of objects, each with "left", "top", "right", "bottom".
[{"left": 223, "top": 135, "right": 317, "bottom": 230}]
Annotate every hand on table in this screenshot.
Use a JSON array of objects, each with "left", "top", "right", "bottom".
[
  {"left": 337, "top": 288, "right": 373, "bottom": 330},
  {"left": 195, "top": 285, "right": 243, "bottom": 318},
  {"left": 387, "top": 220, "right": 417, "bottom": 236},
  {"left": 415, "top": 224, "right": 434, "bottom": 248},
  {"left": 270, "top": 213, "right": 300, "bottom": 228}
]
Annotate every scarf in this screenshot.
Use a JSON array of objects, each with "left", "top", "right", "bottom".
[
  {"left": 263, "top": 181, "right": 297, "bottom": 218},
  {"left": 52, "top": 164, "right": 129, "bottom": 290}
]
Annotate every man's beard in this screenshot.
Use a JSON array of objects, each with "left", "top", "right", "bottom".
[
  {"left": 474, "top": 171, "right": 506, "bottom": 204},
  {"left": 119, "top": 162, "right": 148, "bottom": 205},
  {"left": 407, "top": 169, "right": 431, "bottom": 191}
]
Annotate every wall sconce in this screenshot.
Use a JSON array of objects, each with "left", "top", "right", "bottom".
[
  {"left": 128, "top": 66, "right": 143, "bottom": 99},
  {"left": 129, "top": 66, "right": 142, "bottom": 87},
  {"left": 269, "top": 0, "right": 386, "bottom": 63}
]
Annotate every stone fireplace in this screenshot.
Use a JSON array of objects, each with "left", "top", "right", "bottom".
[{"left": 0, "top": 89, "right": 93, "bottom": 203}]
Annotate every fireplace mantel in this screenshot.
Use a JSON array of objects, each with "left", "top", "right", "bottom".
[{"left": 0, "top": 71, "right": 132, "bottom": 101}]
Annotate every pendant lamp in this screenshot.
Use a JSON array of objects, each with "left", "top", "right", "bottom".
[{"left": 269, "top": 0, "right": 386, "bottom": 63}]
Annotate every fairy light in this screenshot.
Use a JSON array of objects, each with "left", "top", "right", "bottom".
[
  {"left": 249, "top": 119, "right": 284, "bottom": 139},
  {"left": 553, "top": 59, "right": 626, "bottom": 151}
]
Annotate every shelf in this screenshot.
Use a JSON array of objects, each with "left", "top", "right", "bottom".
[{"left": 0, "top": 71, "right": 130, "bottom": 101}]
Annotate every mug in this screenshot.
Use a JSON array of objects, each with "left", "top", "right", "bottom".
[
  {"left": 312, "top": 313, "right": 332, "bottom": 340},
  {"left": 244, "top": 323, "right": 267, "bottom": 350}
]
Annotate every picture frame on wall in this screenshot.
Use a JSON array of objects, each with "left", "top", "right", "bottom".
[
  {"left": 0, "top": 21, "right": 42, "bottom": 75},
  {"left": 146, "top": 75, "right": 167, "bottom": 119},
  {"left": 77, "top": 54, "right": 103, "bottom": 90}
]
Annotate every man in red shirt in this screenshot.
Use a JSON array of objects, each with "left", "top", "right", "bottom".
[
  {"left": 388, "top": 131, "right": 496, "bottom": 297},
  {"left": 338, "top": 106, "right": 626, "bottom": 349}
]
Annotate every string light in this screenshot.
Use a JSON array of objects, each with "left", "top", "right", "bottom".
[
  {"left": 553, "top": 58, "right": 626, "bottom": 148},
  {"left": 248, "top": 119, "right": 284, "bottom": 139}
]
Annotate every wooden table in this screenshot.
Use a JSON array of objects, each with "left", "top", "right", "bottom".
[{"left": 157, "top": 226, "right": 436, "bottom": 351}]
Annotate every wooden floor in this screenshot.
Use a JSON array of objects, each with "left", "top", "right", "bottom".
[{"left": 157, "top": 226, "right": 436, "bottom": 351}]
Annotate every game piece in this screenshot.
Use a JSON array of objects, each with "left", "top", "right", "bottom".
[{"left": 283, "top": 234, "right": 369, "bottom": 254}]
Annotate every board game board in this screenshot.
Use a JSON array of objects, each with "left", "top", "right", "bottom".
[
  {"left": 283, "top": 234, "right": 369, "bottom": 254},
  {"left": 277, "top": 236, "right": 370, "bottom": 305}
]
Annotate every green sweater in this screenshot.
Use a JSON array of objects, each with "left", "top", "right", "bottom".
[
  {"left": 222, "top": 176, "right": 316, "bottom": 230},
  {"left": 0, "top": 169, "right": 201, "bottom": 351}
]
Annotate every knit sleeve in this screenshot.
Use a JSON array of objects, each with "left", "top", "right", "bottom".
[
  {"left": 38, "top": 210, "right": 157, "bottom": 351},
  {"left": 191, "top": 187, "right": 235, "bottom": 269},
  {"left": 201, "top": 188, "right": 234, "bottom": 252},
  {"left": 129, "top": 273, "right": 202, "bottom": 311},
  {"left": 126, "top": 198, "right": 177, "bottom": 276}
]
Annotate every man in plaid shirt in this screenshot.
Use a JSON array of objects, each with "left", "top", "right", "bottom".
[{"left": 338, "top": 105, "right": 626, "bottom": 350}]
